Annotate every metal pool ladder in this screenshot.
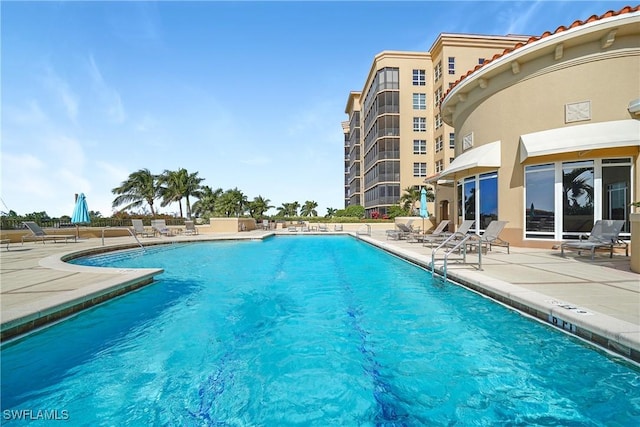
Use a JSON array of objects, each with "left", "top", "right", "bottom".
[
  {"left": 101, "top": 227, "right": 144, "bottom": 250},
  {"left": 430, "top": 233, "right": 482, "bottom": 281}
]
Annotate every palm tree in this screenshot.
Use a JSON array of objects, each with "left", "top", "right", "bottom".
[
  {"left": 248, "top": 195, "right": 274, "bottom": 218},
  {"left": 300, "top": 200, "right": 318, "bottom": 217},
  {"left": 192, "top": 186, "right": 223, "bottom": 218},
  {"left": 400, "top": 186, "right": 421, "bottom": 214},
  {"left": 111, "top": 168, "right": 160, "bottom": 215},
  {"left": 158, "top": 168, "right": 205, "bottom": 219},
  {"left": 325, "top": 207, "right": 337, "bottom": 218},
  {"left": 214, "top": 188, "right": 248, "bottom": 217},
  {"left": 563, "top": 167, "right": 594, "bottom": 211},
  {"left": 276, "top": 202, "right": 300, "bottom": 217}
]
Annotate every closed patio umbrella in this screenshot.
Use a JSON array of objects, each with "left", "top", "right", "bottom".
[
  {"left": 420, "top": 187, "right": 429, "bottom": 233},
  {"left": 71, "top": 193, "right": 90, "bottom": 238}
]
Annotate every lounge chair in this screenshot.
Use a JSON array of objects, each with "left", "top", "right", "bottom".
[
  {"left": 386, "top": 223, "right": 414, "bottom": 240},
  {"left": 334, "top": 224, "right": 343, "bottom": 231},
  {"left": 411, "top": 220, "right": 450, "bottom": 243},
  {"left": 317, "top": 224, "right": 329, "bottom": 232},
  {"left": 131, "top": 219, "right": 155, "bottom": 238},
  {"left": 151, "top": 219, "right": 174, "bottom": 236},
  {"left": 21, "top": 221, "right": 76, "bottom": 244},
  {"left": 422, "top": 220, "right": 473, "bottom": 247},
  {"left": 470, "top": 220, "right": 510, "bottom": 254},
  {"left": 183, "top": 220, "right": 198, "bottom": 235},
  {"left": 560, "top": 220, "right": 627, "bottom": 260},
  {"left": 261, "top": 220, "right": 270, "bottom": 230}
]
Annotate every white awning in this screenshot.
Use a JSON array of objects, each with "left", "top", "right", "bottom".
[
  {"left": 438, "top": 140, "right": 501, "bottom": 179},
  {"left": 519, "top": 119, "right": 640, "bottom": 163}
]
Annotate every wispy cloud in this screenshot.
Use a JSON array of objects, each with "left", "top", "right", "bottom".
[
  {"left": 42, "top": 66, "right": 79, "bottom": 122},
  {"left": 88, "top": 54, "right": 126, "bottom": 124},
  {"left": 240, "top": 156, "right": 271, "bottom": 166},
  {"left": 3, "top": 100, "right": 48, "bottom": 126},
  {"left": 500, "top": 1, "right": 546, "bottom": 35}
]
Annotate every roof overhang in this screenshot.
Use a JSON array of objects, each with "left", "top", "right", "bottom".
[
  {"left": 438, "top": 140, "right": 501, "bottom": 180},
  {"left": 519, "top": 120, "right": 640, "bottom": 163}
]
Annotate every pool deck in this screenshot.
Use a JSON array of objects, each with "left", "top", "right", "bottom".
[{"left": 1, "top": 230, "right": 638, "bottom": 363}]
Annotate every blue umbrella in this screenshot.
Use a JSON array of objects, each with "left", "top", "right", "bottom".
[
  {"left": 420, "top": 187, "right": 429, "bottom": 233},
  {"left": 71, "top": 193, "right": 90, "bottom": 238}
]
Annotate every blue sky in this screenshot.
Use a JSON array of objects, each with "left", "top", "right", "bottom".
[{"left": 1, "top": 0, "right": 630, "bottom": 218}]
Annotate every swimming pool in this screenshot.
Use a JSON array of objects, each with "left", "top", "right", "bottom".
[{"left": 2, "top": 236, "right": 639, "bottom": 425}]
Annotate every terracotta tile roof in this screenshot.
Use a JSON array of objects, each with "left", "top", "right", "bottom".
[{"left": 441, "top": 5, "right": 639, "bottom": 104}]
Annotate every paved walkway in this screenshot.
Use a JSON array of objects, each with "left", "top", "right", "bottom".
[{"left": 1, "top": 230, "right": 638, "bottom": 363}]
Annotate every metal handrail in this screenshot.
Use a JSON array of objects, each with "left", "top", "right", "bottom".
[
  {"left": 102, "top": 227, "right": 144, "bottom": 250},
  {"left": 431, "top": 233, "right": 482, "bottom": 280}
]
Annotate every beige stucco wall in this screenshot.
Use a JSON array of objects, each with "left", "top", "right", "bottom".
[{"left": 439, "top": 13, "right": 640, "bottom": 248}]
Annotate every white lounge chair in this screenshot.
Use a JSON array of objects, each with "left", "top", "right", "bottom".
[
  {"left": 131, "top": 219, "right": 155, "bottom": 238},
  {"left": 183, "top": 220, "right": 198, "bottom": 235},
  {"left": 151, "top": 219, "right": 173, "bottom": 236},
  {"left": 21, "top": 221, "right": 76, "bottom": 244},
  {"left": 561, "top": 220, "right": 627, "bottom": 260},
  {"left": 317, "top": 224, "right": 329, "bottom": 232}
]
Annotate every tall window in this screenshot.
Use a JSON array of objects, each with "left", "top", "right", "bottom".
[
  {"left": 412, "top": 93, "right": 426, "bottom": 110},
  {"left": 435, "top": 135, "right": 443, "bottom": 152},
  {"left": 457, "top": 172, "right": 498, "bottom": 231},
  {"left": 434, "top": 62, "right": 442, "bottom": 82},
  {"left": 448, "top": 57, "right": 455, "bottom": 74},
  {"left": 413, "top": 69, "right": 425, "bottom": 86},
  {"left": 436, "top": 159, "right": 444, "bottom": 173},
  {"left": 413, "top": 139, "right": 426, "bottom": 154},
  {"left": 435, "top": 113, "right": 442, "bottom": 129},
  {"left": 525, "top": 164, "right": 555, "bottom": 238},
  {"left": 413, "top": 162, "right": 427, "bottom": 177},
  {"left": 602, "top": 159, "right": 631, "bottom": 232},
  {"left": 434, "top": 87, "right": 442, "bottom": 108},
  {"left": 563, "top": 160, "right": 594, "bottom": 234},
  {"left": 449, "top": 133, "right": 455, "bottom": 149},
  {"left": 413, "top": 117, "right": 426, "bottom": 132}
]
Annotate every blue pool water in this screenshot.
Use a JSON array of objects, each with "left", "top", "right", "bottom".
[{"left": 1, "top": 236, "right": 639, "bottom": 425}]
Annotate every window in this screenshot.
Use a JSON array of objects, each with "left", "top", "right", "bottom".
[
  {"left": 413, "top": 139, "right": 427, "bottom": 154},
  {"left": 457, "top": 172, "right": 498, "bottom": 231},
  {"left": 413, "top": 162, "right": 427, "bottom": 177},
  {"left": 449, "top": 133, "right": 455, "bottom": 149},
  {"left": 413, "top": 117, "right": 426, "bottom": 132},
  {"left": 413, "top": 69, "right": 425, "bottom": 86},
  {"left": 435, "top": 135, "right": 443, "bottom": 152},
  {"left": 478, "top": 58, "right": 485, "bottom": 65},
  {"left": 413, "top": 93, "right": 426, "bottom": 110},
  {"left": 435, "top": 113, "right": 442, "bottom": 129},
  {"left": 436, "top": 159, "right": 444, "bottom": 173},
  {"left": 563, "top": 160, "right": 594, "bottom": 234},
  {"left": 448, "top": 57, "right": 455, "bottom": 75},
  {"left": 602, "top": 159, "right": 631, "bottom": 232},
  {"left": 524, "top": 158, "right": 632, "bottom": 239},
  {"left": 434, "top": 87, "right": 442, "bottom": 108},
  {"left": 525, "top": 164, "right": 555, "bottom": 237},
  {"left": 434, "top": 62, "right": 442, "bottom": 82}
]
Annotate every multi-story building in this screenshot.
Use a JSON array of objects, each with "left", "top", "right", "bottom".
[
  {"left": 344, "top": 35, "right": 529, "bottom": 218},
  {"left": 344, "top": 92, "right": 361, "bottom": 207},
  {"left": 433, "top": 6, "right": 639, "bottom": 248},
  {"left": 429, "top": 33, "right": 530, "bottom": 221}
]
